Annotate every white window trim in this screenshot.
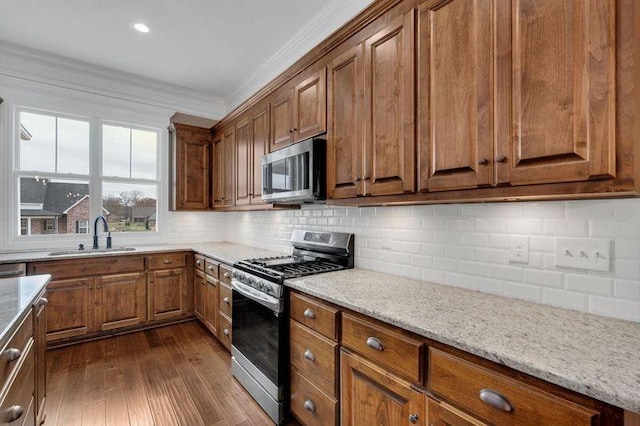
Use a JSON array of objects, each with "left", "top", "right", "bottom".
[{"left": 1, "top": 87, "right": 171, "bottom": 251}]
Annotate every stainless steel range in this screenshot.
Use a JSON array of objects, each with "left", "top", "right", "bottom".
[{"left": 231, "top": 230, "right": 354, "bottom": 424}]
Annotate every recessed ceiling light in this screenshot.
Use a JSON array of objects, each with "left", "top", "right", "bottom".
[{"left": 131, "top": 22, "right": 151, "bottom": 33}]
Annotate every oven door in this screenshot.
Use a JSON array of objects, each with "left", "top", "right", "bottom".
[{"left": 231, "top": 280, "right": 286, "bottom": 389}]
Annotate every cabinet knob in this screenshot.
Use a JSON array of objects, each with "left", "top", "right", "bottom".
[
  {"left": 303, "top": 308, "right": 315, "bottom": 319},
  {"left": 409, "top": 414, "right": 419, "bottom": 424},
  {"left": 478, "top": 157, "right": 488, "bottom": 165},
  {"left": 7, "top": 405, "right": 24, "bottom": 423},
  {"left": 207, "top": 265, "right": 214, "bottom": 271},
  {"left": 303, "top": 399, "right": 316, "bottom": 413},
  {"left": 223, "top": 328, "right": 230, "bottom": 336},
  {"left": 366, "top": 336, "right": 384, "bottom": 351},
  {"left": 4, "top": 348, "right": 21, "bottom": 362},
  {"left": 97, "top": 285, "right": 101, "bottom": 289},
  {"left": 164, "top": 259, "right": 173, "bottom": 264},
  {"left": 303, "top": 349, "right": 316, "bottom": 361},
  {"left": 39, "top": 297, "right": 48, "bottom": 307},
  {"left": 479, "top": 389, "right": 513, "bottom": 412},
  {"left": 223, "top": 297, "right": 230, "bottom": 304},
  {"left": 224, "top": 272, "right": 231, "bottom": 278},
  {"left": 196, "top": 260, "right": 202, "bottom": 266},
  {"left": 495, "top": 154, "right": 507, "bottom": 163}
]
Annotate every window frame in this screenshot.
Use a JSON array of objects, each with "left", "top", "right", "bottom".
[{"left": 11, "top": 106, "right": 164, "bottom": 245}]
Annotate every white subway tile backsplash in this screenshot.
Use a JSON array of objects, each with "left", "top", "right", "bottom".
[
  {"left": 225, "top": 199, "right": 640, "bottom": 323},
  {"left": 543, "top": 289, "right": 589, "bottom": 310},
  {"left": 565, "top": 274, "right": 613, "bottom": 296}
]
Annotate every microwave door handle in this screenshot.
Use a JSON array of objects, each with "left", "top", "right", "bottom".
[{"left": 232, "top": 280, "right": 282, "bottom": 313}]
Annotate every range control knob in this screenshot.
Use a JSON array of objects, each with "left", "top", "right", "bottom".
[
  {"left": 265, "top": 285, "right": 274, "bottom": 296},
  {"left": 248, "top": 277, "right": 256, "bottom": 286},
  {"left": 258, "top": 282, "right": 265, "bottom": 290}
]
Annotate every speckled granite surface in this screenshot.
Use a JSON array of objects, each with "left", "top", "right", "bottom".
[
  {"left": 0, "top": 275, "right": 50, "bottom": 349},
  {"left": 286, "top": 269, "right": 640, "bottom": 413},
  {"left": 0, "top": 242, "right": 285, "bottom": 266}
]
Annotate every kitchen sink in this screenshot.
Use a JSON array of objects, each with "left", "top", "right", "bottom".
[{"left": 47, "top": 247, "right": 137, "bottom": 256}]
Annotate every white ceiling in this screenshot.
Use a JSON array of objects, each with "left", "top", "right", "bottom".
[{"left": 0, "top": 0, "right": 338, "bottom": 103}]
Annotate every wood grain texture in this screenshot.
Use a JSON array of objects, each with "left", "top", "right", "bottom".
[
  {"left": 341, "top": 349, "right": 425, "bottom": 426},
  {"left": 43, "top": 321, "right": 274, "bottom": 426},
  {"left": 211, "top": 132, "right": 224, "bottom": 207},
  {"left": 193, "top": 270, "right": 206, "bottom": 321},
  {"left": 290, "top": 367, "right": 338, "bottom": 426},
  {"left": 34, "top": 297, "right": 47, "bottom": 425},
  {"left": 418, "top": 0, "right": 494, "bottom": 192},
  {"left": 0, "top": 310, "right": 32, "bottom": 387},
  {"left": 0, "top": 335, "right": 35, "bottom": 426},
  {"left": 145, "top": 253, "right": 187, "bottom": 271},
  {"left": 327, "top": 44, "right": 364, "bottom": 199},
  {"left": 235, "top": 116, "right": 251, "bottom": 206},
  {"left": 95, "top": 272, "right": 146, "bottom": 331},
  {"left": 270, "top": 88, "right": 295, "bottom": 151},
  {"left": 218, "top": 282, "right": 232, "bottom": 318},
  {"left": 251, "top": 102, "right": 269, "bottom": 204},
  {"left": 428, "top": 347, "right": 599, "bottom": 425},
  {"left": 293, "top": 67, "right": 327, "bottom": 141},
  {"left": 46, "top": 278, "right": 95, "bottom": 342},
  {"left": 173, "top": 123, "right": 211, "bottom": 210},
  {"left": 290, "top": 320, "right": 339, "bottom": 397},
  {"left": 290, "top": 291, "right": 339, "bottom": 341},
  {"left": 223, "top": 124, "right": 236, "bottom": 207},
  {"left": 29, "top": 256, "right": 144, "bottom": 280},
  {"left": 147, "top": 268, "right": 187, "bottom": 322},
  {"left": 427, "top": 397, "right": 487, "bottom": 426},
  {"left": 203, "top": 275, "right": 219, "bottom": 336}
]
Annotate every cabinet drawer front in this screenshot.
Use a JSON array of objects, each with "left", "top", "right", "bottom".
[
  {"left": 290, "top": 292, "right": 339, "bottom": 341},
  {"left": 428, "top": 348, "right": 599, "bottom": 425},
  {"left": 342, "top": 313, "right": 422, "bottom": 382},
  {"left": 146, "top": 253, "right": 187, "bottom": 270},
  {"left": 194, "top": 255, "right": 205, "bottom": 271},
  {"left": 0, "top": 312, "right": 32, "bottom": 390},
  {"left": 204, "top": 259, "right": 219, "bottom": 278},
  {"left": 29, "top": 256, "right": 144, "bottom": 279},
  {"left": 219, "top": 283, "right": 232, "bottom": 317},
  {"left": 0, "top": 341, "right": 34, "bottom": 425},
  {"left": 219, "top": 265, "right": 232, "bottom": 285},
  {"left": 290, "top": 368, "right": 337, "bottom": 426},
  {"left": 290, "top": 321, "right": 338, "bottom": 397},
  {"left": 218, "top": 313, "right": 232, "bottom": 351}
]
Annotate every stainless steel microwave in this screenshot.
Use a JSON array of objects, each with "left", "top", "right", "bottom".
[{"left": 262, "top": 136, "right": 326, "bottom": 203}]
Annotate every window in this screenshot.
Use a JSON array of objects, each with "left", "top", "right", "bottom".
[{"left": 15, "top": 109, "right": 160, "bottom": 237}]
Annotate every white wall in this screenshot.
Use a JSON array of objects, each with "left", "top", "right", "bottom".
[{"left": 225, "top": 199, "right": 640, "bottom": 323}]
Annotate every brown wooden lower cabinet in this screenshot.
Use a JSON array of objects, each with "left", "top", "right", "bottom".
[
  {"left": 427, "top": 398, "right": 487, "bottom": 426},
  {"left": 291, "top": 367, "right": 338, "bottom": 426},
  {"left": 203, "top": 274, "right": 218, "bottom": 335},
  {"left": 33, "top": 296, "right": 47, "bottom": 425},
  {"left": 341, "top": 350, "right": 425, "bottom": 426},
  {"left": 147, "top": 268, "right": 188, "bottom": 321},
  {"left": 95, "top": 272, "right": 146, "bottom": 331},
  {"left": 45, "top": 277, "right": 95, "bottom": 342},
  {"left": 194, "top": 270, "right": 206, "bottom": 321}
]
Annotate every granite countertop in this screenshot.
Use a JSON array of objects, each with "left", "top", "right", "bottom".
[
  {"left": 0, "top": 242, "right": 285, "bottom": 266},
  {"left": 286, "top": 268, "right": 640, "bottom": 414},
  {"left": 0, "top": 275, "right": 50, "bottom": 349}
]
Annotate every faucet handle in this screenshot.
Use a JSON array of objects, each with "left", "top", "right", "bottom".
[{"left": 78, "top": 243, "right": 84, "bottom": 251}]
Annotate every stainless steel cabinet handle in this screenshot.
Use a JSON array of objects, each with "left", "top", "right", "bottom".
[
  {"left": 303, "top": 308, "right": 315, "bottom": 319},
  {"left": 304, "top": 349, "right": 316, "bottom": 361},
  {"left": 208, "top": 265, "right": 215, "bottom": 271},
  {"left": 223, "top": 297, "right": 230, "bottom": 304},
  {"left": 366, "top": 336, "right": 384, "bottom": 351},
  {"left": 303, "top": 399, "right": 316, "bottom": 413},
  {"left": 4, "top": 348, "right": 21, "bottom": 362},
  {"left": 495, "top": 154, "right": 507, "bottom": 163},
  {"left": 224, "top": 272, "right": 231, "bottom": 278},
  {"left": 223, "top": 328, "right": 230, "bottom": 336},
  {"left": 163, "top": 259, "right": 173, "bottom": 264},
  {"left": 7, "top": 405, "right": 24, "bottom": 423},
  {"left": 195, "top": 260, "right": 202, "bottom": 266},
  {"left": 479, "top": 389, "right": 513, "bottom": 412},
  {"left": 39, "top": 297, "right": 48, "bottom": 306},
  {"left": 478, "top": 157, "right": 488, "bottom": 165},
  {"left": 409, "top": 414, "right": 419, "bottom": 424}
]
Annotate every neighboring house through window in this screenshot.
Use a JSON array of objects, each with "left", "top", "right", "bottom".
[{"left": 16, "top": 109, "right": 159, "bottom": 237}]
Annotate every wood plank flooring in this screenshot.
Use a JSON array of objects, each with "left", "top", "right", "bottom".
[{"left": 43, "top": 321, "right": 276, "bottom": 426}]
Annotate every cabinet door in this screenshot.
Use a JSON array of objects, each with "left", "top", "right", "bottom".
[
  {"left": 194, "top": 270, "right": 206, "bottom": 321},
  {"left": 294, "top": 68, "right": 327, "bottom": 142},
  {"left": 212, "top": 133, "right": 224, "bottom": 207},
  {"left": 251, "top": 105, "right": 269, "bottom": 204},
  {"left": 235, "top": 117, "right": 251, "bottom": 206},
  {"left": 148, "top": 268, "right": 186, "bottom": 321},
  {"left": 271, "top": 89, "right": 294, "bottom": 151},
  {"left": 175, "top": 125, "right": 211, "bottom": 209},
  {"left": 45, "top": 278, "right": 94, "bottom": 342},
  {"left": 223, "top": 125, "right": 236, "bottom": 207},
  {"left": 34, "top": 297, "right": 47, "bottom": 425},
  {"left": 363, "top": 11, "right": 415, "bottom": 196},
  {"left": 417, "top": 0, "right": 494, "bottom": 192},
  {"left": 341, "top": 350, "right": 425, "bottom": 426},
  {"left": 499, "top": 0, "right": 615, "bottom": 186},
  {"left": 327, "top": 45, "right": 364, "bottom": 199},
  {"left": 427, "top": 398, "right": 486, "bottom": 426},
  {"left": 95, "top": 272, "right": 146, "bottom": 331},
  {"left": 204, "top": 276, "right": 219, "bottom": 336}
]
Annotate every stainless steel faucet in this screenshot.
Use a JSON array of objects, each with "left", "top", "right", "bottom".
[{"left": 93, "top": 216, "right": 112, "bottom": 249}]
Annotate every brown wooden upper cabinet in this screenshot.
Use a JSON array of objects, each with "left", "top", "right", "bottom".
[
  {"left": 417, "top": 0, "right": 616, "bottom": 192},
  {"left": 212, "top": 131, "right": 224, "bottom": 207},
  {"left": 235, "top": 102, "right": 269, "bottom": 206},
  {"left": 328, "top": 11, "right": 415, "bottom": 198},
  {"left": 169, "top": 123, "right": 211, "bottom": 210},
  {"left": 214, "top": 124, "right": 236, "bottom": 208},
  {"left": 270, "top": 68, "right": 327, "bottom": 152}
]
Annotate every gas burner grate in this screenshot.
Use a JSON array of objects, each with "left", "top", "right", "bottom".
[{"left": 267, "top": 260, "right": 344, "bottom": 277}]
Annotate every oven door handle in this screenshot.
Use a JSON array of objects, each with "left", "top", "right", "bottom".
[{"left": 232, "top": 280, "right": 283, "bottom": 313}]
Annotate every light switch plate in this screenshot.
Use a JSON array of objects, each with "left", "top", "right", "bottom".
[
  {"left": 554, "top": 237, "right": 612, "bottom": 272},
  {"left": 509, "top": 235, "right": 529, "bottom": 263}
]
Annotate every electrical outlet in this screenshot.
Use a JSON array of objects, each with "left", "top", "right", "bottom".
[
  {"left": 554, "top": 238, "right": 612, "bottom": 272},
  {"left": 509, "top": 235, "right": 529, "bottom": 263}
]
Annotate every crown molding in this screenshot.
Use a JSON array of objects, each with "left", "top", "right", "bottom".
[
  {"left": 225, "top": 0, "right": 376, "bottom": 111},
  {"left": 0, "top": 41, "right": 226, "bottom": 120}
]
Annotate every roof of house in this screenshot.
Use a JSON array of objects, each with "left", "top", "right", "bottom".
[
  {"left": 131, "top": 206, "right": 156, "bottom": 219},
  {"left": 20, "top": 209, "right": 60, "bottom": 217},
  {"left": 20, "top": 177, "right": 89, "bottom": 215}
]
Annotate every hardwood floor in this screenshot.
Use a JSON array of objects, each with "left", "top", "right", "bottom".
[{"left": 43, "top": 321, "right": 275, "bottom": 426}]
